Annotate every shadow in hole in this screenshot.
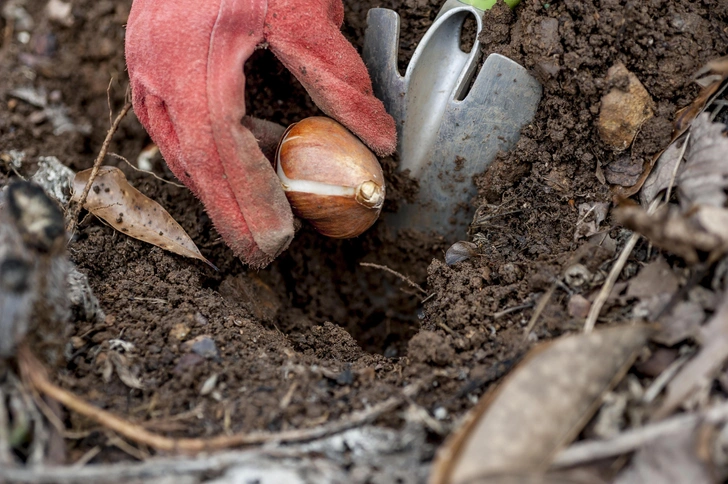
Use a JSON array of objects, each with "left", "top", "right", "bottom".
[{"left": 267, "top": 224, "right": 426, "bottom": 357}]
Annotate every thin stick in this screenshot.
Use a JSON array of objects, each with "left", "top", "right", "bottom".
[
  {"left": 522, "top": 283, "right": 556, "bottom": 339},
  {"left": 106, "top": 78, "right": 114, "bottom": 129},
  {"left": 663, "top": 133, "right": 690, "bottom": 205},
  {"left": 107, "top": 152, "right": 185, "bottom": 188},
  {"left": 641, "top": 353, "right": 691, "bottom": 404},
  {"left": 584, "top": 198, "right": 661, "bottom": 333},
  {"left": 495, "top": 302, "right": 535, "bottom": 320},
  {"left": 66, "top": 98, "right": 132, "bottom": 235},
  {"left": 72, "top": 446, "right": 101, "bottom": 468},
  {"left": 552, "top": 400, "right": 728, "bottom": 468},
  {"left": 0, "top": 447, "right": 338, "bottom": 482},
  {"left": 17, "top": 345, "right": 420, "bottom": 453},
  {"left": 0, "top": 388, "right": 13, "bottom": 467},
  {"left": 359, "top": 262, "right": 426, "bottom": 295},
  {"left": 584, "top": 233, "right": 640, "bottom": 333}
]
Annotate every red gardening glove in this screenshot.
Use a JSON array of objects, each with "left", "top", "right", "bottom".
[{"left": 125, "top": 0, "right": 396, "bottom": 268}]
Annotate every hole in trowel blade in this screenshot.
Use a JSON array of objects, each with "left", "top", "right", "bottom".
[
  {"left": 455, "top": 13, "right": 481, "bottom": 102},
  {"left": 459, "top": 15, "right": 477, "bottom": 53},
  {"left": 455, "top": 15, "right": 485, "bottom": 101}
]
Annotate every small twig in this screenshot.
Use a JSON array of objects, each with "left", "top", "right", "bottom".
[
  {"left": 106, "top": 78, "right": 114, "bottom": 129},
  {"left": 72, "top": 445, "right": 101, "bottom": 468},
  {"left": 584, "top": 233, "right": 640, "bottom": 333},
  {"left": 129, "top": 297, "right": 169, "bottom": 305},
  {"left": 584, "top": 197, "right": 662, "bottom": 333},
  {"left": 0, "top": 447, "right": 346, "bottom": 482},
  {"left": 421, "top": 292, "right": 437, "bottom": 304},
  {"left": 359, "top": 262, "right": 426, "bottom": 295},
  {"left": 108, "top": 153, "right": 185, "bottom": 188},
  {"left": 66, "top": 98, "right": 132, "bottom": 236},
  {"left": 494, "top": 301, "right": 535, "bottom": 320},
  {"left": 552, "top": 400, "right": 728, "bottom": 468},
  {"left": 0, "top": 388, "right": 13, "bottom": 467},
  {"left": 17, "top": 345, "right": 421, "bottom": 453},
  {"left": 437, "top": 321, "right": 455, "bottom": 336},
  {"left": 106, "top": 431, "right": 150, "bottom": 461},
  {"left": 404, "top": 403, "right": 447, "bottom": 436},
  {"left": 522, "top": 284, "right": 556, "bottom": 340},
  {"left": 642, "top": 352, "right": 692, "bottom": 405},
  {"left": 663, "top": 133, "right": 690, "bottom": 205}
]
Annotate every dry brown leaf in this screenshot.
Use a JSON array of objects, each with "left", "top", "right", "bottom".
[
  {"left": 654, "top": 286, "right": 728, "bottom": 420},
  {"left": 617, "top": 205, "right": 727, "bottom": 266},
  {"left": 625, "top": 257, "right": 679, "bottom": 300},
  {"left": 653, "top": 301, "right": 706, "bottom": 347},
  {"left": 615, "top": 57, "right": 728, "bottom": 199},
  {"left": 641, "top": 114, "right": 728, "bottom": 208},
  {"left": 430, "top": 325, "right": 652, "bottom": 484},
  {"left": 612, "top": 421, "right": 714, "bottom": 484},
  {"left": 677, "top": 114, "right": 728, "bottom": 209},
  {"left": 640, "top": 136, "right": 688, "bottom": 206},
  {"left": 675, "top": 56, "right": 728, "bottom": 133},
  {"left": 109, "top": 351, "right": 144, "bottom": 390},
  {"left": 620, "top": 115, "right": 728, "bottom": 264},
  {"left": 447, "top": 471, "right": 609, "bottom": 484},
  {"left": 71, "top": 167, "right": 215, "bottom": 269},
  {"left": 574, "top": 202, "right": 610, "bottom": 241}
]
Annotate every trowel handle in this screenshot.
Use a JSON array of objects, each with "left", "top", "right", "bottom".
[{"left": 437, "top": 0, "right": 520, "bottom": 18}]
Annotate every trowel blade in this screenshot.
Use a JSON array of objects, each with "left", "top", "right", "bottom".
[{"left": 364, "top": 7, "right": 542, "bottom": 242}]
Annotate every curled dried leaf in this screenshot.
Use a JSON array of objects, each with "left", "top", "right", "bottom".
[
  {"left": 71, "top": 167, "right": 215, "bottom": 269},
  {"left": 445, "top": 241, "right": 478, "bottom": 266},
  {"left": 430, "top": 325, "right": 651, "bottom": 484},
  {"left": 654, "top": 285, "right": 728, "bottom": 420},
  {"left": 617, "top": 205, "right": 727, "bottom": 265},
  {"left": 677, "top": 114, "right": 728, "bottom": 209},
  {"left": 675, "top": 56, "right": 728, "bottom": 133}
]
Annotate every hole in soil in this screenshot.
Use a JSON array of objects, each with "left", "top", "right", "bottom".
[{"left": 266, "top": 225, "right": 433, "bottom": 356}]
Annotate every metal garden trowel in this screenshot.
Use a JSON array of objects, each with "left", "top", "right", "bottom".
[{"left": 363, "top": 0, "right": 542, "bottom": 241}]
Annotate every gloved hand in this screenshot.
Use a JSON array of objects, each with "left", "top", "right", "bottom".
[{"left": 125, "top": 0, "right": 396, "bottom": 268}]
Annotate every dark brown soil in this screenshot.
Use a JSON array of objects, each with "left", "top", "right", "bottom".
[{"left": 1, "top": 0, "right": 727, "bottom": 470}]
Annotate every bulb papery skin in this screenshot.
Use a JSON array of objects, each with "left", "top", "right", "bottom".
[{"left": 275, "top": 117, "right": 386, "bottom": 239}]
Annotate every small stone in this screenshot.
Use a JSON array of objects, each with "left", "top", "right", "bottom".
[
  {"left": 498, "top": 262, "right": 522, "bottom": 284},
  {"left": 336, "top": 366, "right": 354, "bottom": 386},
  {"left": 200, "top": 373, "right": 218, "bottom": 396},
  {"left": 598, "top": 62, "right": 654, "bottom": 151},
  {"left": 169, "top": 322, "right": 190, "bottom": 341},
  {"left": 564, "top": 264, "right": 592, "bottom": 289},
  {"left": 434, "top": 407, "right": 448, "bottom": 420},
  {"left": 568, "top": 294, "right": 591, "bottom": 319},
  {"left": 445, "top": 241, "right": 478, "bottom": 265},
  {"left": 45, "top": 0, "right": 74, "bottom": 27},
  {"left": 194, "top": 312, "right": 208, "bottom": 326},
  {"left": 28, "top": 110, "right": 47, "bottom": 124},
  {"left": 190, "top": 336, "right": 219, "bottom": 360},
  {"left": 173, "top": 353, "right": 204, "bottom": 375}
]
